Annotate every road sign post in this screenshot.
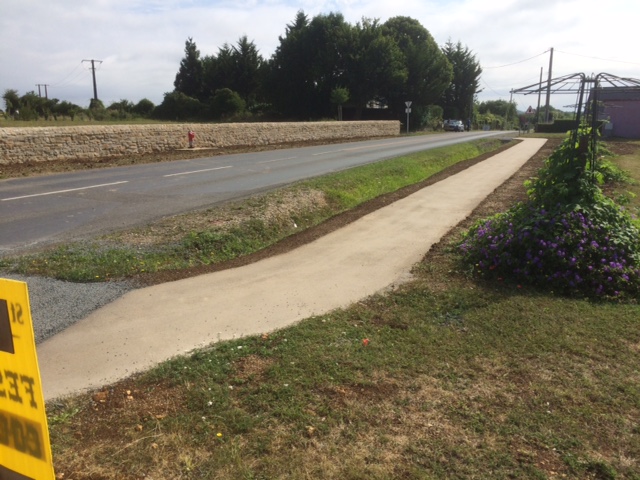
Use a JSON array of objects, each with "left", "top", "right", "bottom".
[
  {"left": 405, "top": 101, "right": 412, "bottom": 134},
  {"left": 0, "top": 278, "right": 55, "bottom": 480}
]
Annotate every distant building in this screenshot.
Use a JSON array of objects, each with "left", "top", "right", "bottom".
[{"left": 596, "top": 87, "right": 640, "bottom": 139}]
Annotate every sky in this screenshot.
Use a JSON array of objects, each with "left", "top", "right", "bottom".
[{"left": 1, "top": 0, "right": 639, "bottom": 113}]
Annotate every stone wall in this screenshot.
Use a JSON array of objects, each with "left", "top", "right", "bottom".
[{"left": 0, "top": 121, "right": 400, "bottom": 164}]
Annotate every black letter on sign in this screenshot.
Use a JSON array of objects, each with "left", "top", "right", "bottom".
[
  {"left": 0, "top": 412, "right": 8, "bottom": 445},
  {"left": 0, "top": 300, "right": 15, "bottom": 354}
]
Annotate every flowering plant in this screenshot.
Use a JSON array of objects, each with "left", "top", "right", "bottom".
[{"left": 459, "top": 131, "right": 640, "bottom": 299}]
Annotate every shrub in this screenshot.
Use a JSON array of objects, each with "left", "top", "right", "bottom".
[
  {"left": 459, "top": 202, "right": 640, "bottom": 298},
  {"left": 459, "top": 131, "right": 640, "bottom": 300}
]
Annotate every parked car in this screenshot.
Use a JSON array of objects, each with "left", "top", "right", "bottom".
[{"left": 443, "top": 119, "right": 464, "bottom": 132}]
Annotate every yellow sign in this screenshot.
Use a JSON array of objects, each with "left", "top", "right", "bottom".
[{"left": 0, "top": 278, "right": 55, "bottom": 480}]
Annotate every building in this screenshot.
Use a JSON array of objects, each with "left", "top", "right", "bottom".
[{"left": 596, "top": 87, "right": 640, "bottom": 139}]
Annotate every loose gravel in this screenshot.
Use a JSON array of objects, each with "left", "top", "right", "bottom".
[{"left": 1, "top": 273, "right": 135, "bottom": 344}]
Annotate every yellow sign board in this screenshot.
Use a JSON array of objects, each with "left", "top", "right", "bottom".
[{"left": 0, "top": 278, "right": 55, "bottom": 480}]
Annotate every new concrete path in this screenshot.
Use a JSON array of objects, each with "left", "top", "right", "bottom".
[{"left": 38, "top": 138, "right": 547, "bottom": 401}]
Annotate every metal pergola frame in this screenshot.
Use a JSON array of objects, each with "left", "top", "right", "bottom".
[{"left": 513, "top": 73, "right": 640, "bottom": 174}]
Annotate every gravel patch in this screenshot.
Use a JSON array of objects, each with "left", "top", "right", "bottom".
[{"left": 1, "top": 273, "right": 135, "bottom": 344}]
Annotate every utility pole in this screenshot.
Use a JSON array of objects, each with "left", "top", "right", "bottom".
[
  {"left": 82, "top": 59, "right": 103, "bottom": 101},
  {"left": 544, "top": 48, "right": 554, "bottom": 123},
  {"left": 535, "top": 67, "right": 543, "bottom": 125},
  {"left": 508, "top": 90, "right": 513, "bottom": 129},
  {"left": 35, "top": 84, "right": 49, "bottom": 99}
]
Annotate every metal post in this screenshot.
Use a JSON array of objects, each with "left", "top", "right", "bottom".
[{"left": 544, "top": 48, "right": 554, "bottom": 122}]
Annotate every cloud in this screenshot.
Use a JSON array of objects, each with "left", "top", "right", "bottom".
[{"left": 1, "top": 0, "right": 638, "bottom": 110}]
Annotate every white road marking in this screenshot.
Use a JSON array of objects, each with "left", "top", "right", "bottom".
[
  {"left": 1, "top": 181, "right": 129, "bottom": 202},
  {"left": 257, "top": 156, "right": 297, "bottom": 164},
  {"left": 163, "top": 165, "right": 233, "bottom": 177}
]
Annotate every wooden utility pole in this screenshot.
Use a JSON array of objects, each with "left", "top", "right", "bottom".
[
  {"left": 35, "top": 84, "right": 49, "bottom": 99},
  {"left": 82, "top": 59, "right": 103, "bottom": 101},
  {"left": 535, "top": 67, "right": 543, "bottom": 125}
]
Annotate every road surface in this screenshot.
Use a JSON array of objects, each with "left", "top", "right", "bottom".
[{"left": 0, "top": 131, "right": 512, "bottom": 255}]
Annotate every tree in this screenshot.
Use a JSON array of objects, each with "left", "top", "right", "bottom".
[
  {"left": 201, "top": 37, "right": 265, "bottom": 109},
  {"left": 477, "top": 99, "right": 515, "bottom": 118},
  {"left": 440, "top": 40, "right": 482, "bottom": 121},
  {"left": 202, "top": 44, "right": 233, "bottom": 100},
  {"left": 330, "top": 87, "right": 349, "bottom": 120},
  {"left": 20, "top": 91, "right": 52, "bottom": 120},
  {"left": 383, "top": 17, "right": 452, "bottom": 126},
  {"left": 209, "top": 88, "right": 246, "bottom": 119},
  {"left": 132, "top": 98, "right": 155, "bottom": 117},
  {"left": 231, "top": 36, "right": 263, "bottom": 107},
  {"left": 107, "top": 99, "right": 134, "bottom": 119},
  {"left": 54, "top": 100, "right": 81, "bottom": 120},
  {"left": 343, "top": 18, "right": 407, "bottom": 117},
  {"left": 174, "top": 37, "right": 204, "bottom": 100},
  {"left": 88, "top": 98, "right": 107, "bottom": 120},
  {"left": 153, "top": 91, "right": 204, "bottom": 120},
  {"left": 266, "top": 11, "right": 325, "bottom": 118},
  {"left": 3, "top": 89, "right": 20, "bottom": 116},
  {"left": 477, "top": 99, "right": 517, "bottom": 129}
]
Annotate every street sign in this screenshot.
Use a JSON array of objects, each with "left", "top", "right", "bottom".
[
  {"left": 405, "top": 101, "right": 412, "bottom": 134},
  {"left": 0, "top": 278, "right": 55, "bottom": 480}
]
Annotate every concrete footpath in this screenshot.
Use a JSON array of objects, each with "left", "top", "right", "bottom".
[{"left": 38, "top": 138, "right": 547, "bottom": 401}]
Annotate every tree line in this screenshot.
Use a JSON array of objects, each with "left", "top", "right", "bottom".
[
  {"left": 161, "top": 12, "right": 483, "bottom": 130},
  {"left": 4, "top": 11, "right": 529, "bottom": 130}
]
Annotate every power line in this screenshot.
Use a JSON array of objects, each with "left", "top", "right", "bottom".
[
  {"left": 480, "top": 77, "right": 505, "bottom": 97},
  {"left": 555, "top": 49, "right": 640, "bottom": 66},
  {"left": 49, "top": 62, "right": 85, "bottom": 87},
  {"left": 484, "top": 50, "right": 549, "bottom": 69}
]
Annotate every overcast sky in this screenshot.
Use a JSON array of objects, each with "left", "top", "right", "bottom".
[{"left": 1, "top": 0, "right": 638, "bottom": 112}]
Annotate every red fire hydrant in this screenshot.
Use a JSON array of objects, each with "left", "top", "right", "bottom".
[{"left": 188, "top": 129, "right": 195, "bottom": 148}]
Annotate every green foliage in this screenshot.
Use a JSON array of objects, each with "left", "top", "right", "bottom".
[
  {"left": 440, "top": 40, "right": 482, "bottom": 121},
  {"left": 209, "top": 88, "right": 246, "bottom": 119},
  {"left": 330, "top": 87, "right": 349, "bottom": 106},
  {"left": 460, "top": 131, "right": 640, "bottom": 299},
  {"left": 107, "top": 99, "right": 135, "bottom": 120},
  {"left": 153, "top": 91, "right": 205, "bottom": 121},
  {"left": 132, "top": 98, "right": 155, "bottom": 117},
  {"left": 180, "top": 219, "right": 279, "bottom": 264},
  {"left": 54, "top": 100, "right": 82, "bottom": 120},
  {"left": 2, "top": 89, "right": 20, "bottom": 116},
  {"left": 174, "top": 37, "right": 204, "bottom": 99},
  {"left": 382, "top": 16, "right": 452, "bottom": 118},
  {"left": 477, "top": 100, "right": 515, "bottom": 118},
  {"left": 266, "top": 11, "right": 353, "bottom": 119},
  {"left": 418, "top": 104, "right": 444, "bottom": 131}
]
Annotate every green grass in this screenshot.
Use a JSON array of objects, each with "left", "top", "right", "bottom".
[
  {"left": 48, "top": 282, "right": 640, "bottom": 479},
  {"left": 610, "top": 140, "right": 640, "bottom": 227},
  {"left": 45, "top": 138, "right": 640, "bottom": 479},
  {"left": 0, "top": 138, "right": 508, "bottom": 282}
]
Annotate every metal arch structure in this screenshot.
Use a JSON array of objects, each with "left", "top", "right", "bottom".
[
  {"left": 513, "top": 72, "right": 640, "bottom": 174},
  {"left": 513, "top": 72, "right": 640, "bottom": 124}
]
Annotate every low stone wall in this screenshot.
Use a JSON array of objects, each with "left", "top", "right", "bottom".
[{"left": 0, "top": 121, "right": 400, "bottom": 164}]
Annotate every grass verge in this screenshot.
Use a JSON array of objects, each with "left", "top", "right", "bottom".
[
  {"left": 0, "top": 138, "right": 509, "bottom": 282},
  {"left": 46, "top": 138, "right": 640, "bottom": 479}
]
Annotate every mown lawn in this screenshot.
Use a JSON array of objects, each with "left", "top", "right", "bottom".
[{"left": 45, "top": 137, "right": 640, "bottom": 479}]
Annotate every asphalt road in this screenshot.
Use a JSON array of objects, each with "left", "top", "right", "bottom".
[{"left": 0, "top": 130, "right": 512, "bottom": 255}]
